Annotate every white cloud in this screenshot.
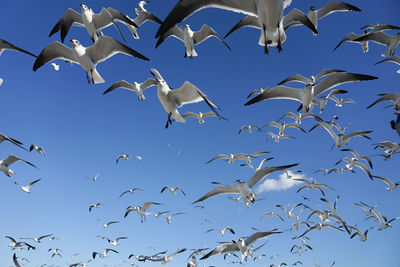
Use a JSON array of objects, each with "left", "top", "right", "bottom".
[{"left": 256, "top": 171, "right": 304, "bottom": 193}]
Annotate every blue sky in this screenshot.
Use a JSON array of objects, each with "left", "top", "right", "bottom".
[{"left": 0, "top": 0, "right": 399, "bottom": 266}]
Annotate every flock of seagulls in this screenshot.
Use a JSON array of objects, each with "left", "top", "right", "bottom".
[{"left": 1, "top": 0, "right": 399, "bottom": 266}]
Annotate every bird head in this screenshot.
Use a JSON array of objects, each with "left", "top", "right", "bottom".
[
  {"left": 310, "top": 5, "right": 316, "bottom": 11},
  {"left": 68, "top": 39, "right": 81, "bottom": 47},
  {"left": 79, "top": 4, "right": 90, "bottom": 11}
]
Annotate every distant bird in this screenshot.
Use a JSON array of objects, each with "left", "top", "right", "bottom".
[
  {"left": 349, "top": 226, "right": 369, "bottom": 241},
  {"left": 206, "top": 152, "right": 269, "bottom": 164},
  {"left": 166, "top": 212, "right": 185, "bottom": 224},
  {"left": 125, "top": 1, "right": 162, "bottom": 39},
  {"left": 150, "top": 68, "right": 221, "bottom": 128},
  {"left": 263, "top": 121, "right": 306, "bottom": 136},
  {"left": 84, "top": 173, "right": 100, "bottom": 181},
  {"left": 299, "top": 223, "right": 343, "bottom": 237},
  {"left": 320, "top": 195, "right": 340, "bottom": 213},
  {"left": 51, "top": 62, "right": 60, "bottom": 71},
  {"left": 0, "top": 155, "right": 37, "bottom": 177},
  {"left": 0, "top": 38, "right": 36, "bottom": 58},
  {"left": 49, "top": 4, "right": 138, "bottom": 43},
  {"left": 295, "top": 178, "right": 333, "bottom": 196},
  {"left": 116, "top": 154, "right": 130, "bottom": 163},
  {"left": 206, "top": 226, "right": 235, "bottom": 237},
  {"left": 119, "top": 187, "right": 143, "bottom": 198},
  {"left": 154, "top": 211, "right": 170, "bottom": 218},
  {"left": 101, "top": 221, "right": 120, "bottom": 228},
  {"left": 161, "top": 186, "right": 186, "bottom": 196},
  {"left": 312, "top": 89, "right": 349, "bottom": 113},
  {"left": 328, "top": 94, "right": 356, "bottom": 108},
  {"left": 14, "top": 178, "right": 41, "bottom": 193},
  {"left": 354, "top": 202, "right": 377, "bottom": 216},
  {"left": 48, "top": 248, "right": 62, "bottom": 257},
  {"left": 277, "top": 112, "right": 316, "bottom": 124},
  {"left": 124, "top": 202, "right": 161, "bottom": 222},
  {"left": 20, "top": 234, "right": 53, "bottom": 243},
  {"left": 367, "top": 93, "right": 400, "bottom": 111},
  {"left": 13, "top": 253, "right": 21, "bottom": 267},
  {"left": 354, "top": 32, "right": 400, "bottom": 57},
  {"left": 33, "top": 36, "right": 149, "bottom": 84},
  {"left": 29, "top": 144, "right": 45, "bottom": 156},
  {"left": 193, "top": 163, "right": 298, "bottom": 204},
  {"left": 156, "top": 24, "right": 231, "bottom": 58},
  {"left": 182, "top": 111, "right": 227, "bottom": 123},
  {"left": 238, "top": 125, "right": 261, "bottom": 134},
  {"left": 375, "top": 56, "right": 400, "bottom": 74},
  {"left": 373, "top": 140, "right": 400, "bottom": 154},
  {"left": 148, "top": 248, "right": 186, "bottom": 264},
  {"left": 314, "top": 168, "right": 331, "bottom": 175},
  {"left": 276, "top": 203, "right": 303, "bottom": 218},
  {"left": 335, "top": 157, "right": 373, "bottom": 179},
  {"left": 92, "top": 248, "right": 119, "bottom": 259},
  {"left": 103, "top": 78, "right": 157, "bottom": 100},
  {"left": 104, "top": 237, "right": 128, "bottom": 246},
  {"left": 264, "top": 131, "right": 295, "bottom": 143},
  {"left": 262, "top": 212, "right": 284, "bottom": 222},
  {"left": 89, "top": 203, "right": 103, "bottom": 212},
  {"left": 277, "top": 69, "right": 345, "bottom": 86},
  {"left": 0, "top": 132, "right": 27, "bottom": 151},
  {"left": 334, "top": 30, "right": 370, "bottom": 52},
  {"left": 339, "top": 148, "right": 373, "bottom": 168},
  {"left": 241, "top": 157, "right": 274, "bottom": 172},
  {"left": 372, "top": 175, "right": 399, "bottom": 191},
  {"left": 361, "top": 23, "right": 400, "bottom": 32}
]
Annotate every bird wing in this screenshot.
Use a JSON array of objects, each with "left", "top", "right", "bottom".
[
  {"left": 0, "top": 39, "right": 36, "bottom": 57},
  {"left": 375, "top": 56, "right": 400, "bottom": 65},
  {"left": 192, "top": 185, "right": 240, "bottom": 204},
  {"left": 206, "top": 154, "right": 228, "bottom": 164},
  {"left": 156, "top": 0, "right": 258, "bottom": 38},
  {"left": 354, "top": 161, "right": 373, "bottom": 179},
  {"left": 277, "top": 74, "right": 310, "bottom": 85},
  {"left": 142, "top": 202, "right": 160, "bottom": 211},
  {"left": 26, "top": 179, "right": 41, "bottom": 189},
  {"left": 86, "top": 36, "right": 149, "bottom": 65},
  {"left": 246, "top": 163, "right": 299, "bottom": 188},
  {"left": 333, "top": 32, "right": 360, "bottom": 50},
  {"left": 245, "top": 86, "right": 304, "bottom": 106},
  {"left": 169, "top": 81, "right": 204, "bottom": 107},
  {"left": 372, "top": 175, "right": 392, "bottom": 186},
  {"left": 13, "top": 253, "right": 21, "bottom": 267},
  {"left": 0, "top": 133, "right": 26, "bottom": 150},
  {"left": 48, "top": 8, "right": 84, "bottom": 43},
  {"left": 133, "top": 10, "right": 162, "bottom": 27},
  {"left": 317, "top": 1, "right": 361, "bottom": 20},
  {"left": 155, "top": 25, "right": 184, "bottom": 48},
  {"left": 33, "top": 42, "right": 76, "bottom": 71},
  {"left": 314, "top": 72, "right": 378, "bottom": 97},
  {"left": 244, "top": 230, "right": 281, "bottom": 246},
  {"left": 2, "top": 155, "right": 36, "bottom": 168},
  {"left": 160, "top": 186, "right": 170, "bottom": 193},
  {"left": 105, "top": 7, "right": 138, "bottom": 28},
  {"left": 354, "top": 31, "right": 393, "bottom": 46},
  {"left": 194, "top": 24, "right": 231, "bottom": 50},
  {"left": 367, "top": 93, "right": 400, "bottom": 109},
  {"left": 224, "top": 15, "right": 259, "bottom": 39},
  {"left": 282, "top": 8, "right": 317, "bottom": 34},
  {"left": 103, "top": 80, "right": 134, "bottom": 95}
]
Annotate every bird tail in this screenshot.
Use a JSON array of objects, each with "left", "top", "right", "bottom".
[
  {"left": 172, "top": 112, "right": 185, "bottom": 123},
  {"left": 187, "top": 49, "right": 198, "bottom": 57},
  {"left": 128, "top": 25, "right": 140, "bottom": 39},
  {"left": 91, "top": 69, "right": 105, "bottom": 84}
]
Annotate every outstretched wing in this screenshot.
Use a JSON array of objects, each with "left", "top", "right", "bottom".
[
  {"left": 48, "top": 8, "right": 84, "bottom": 43},
  {"left": 194, "top": 24, "right": 231, "bottom": 50},
  {"left": 192, "top": 186, "right": 240, "bottom": 204},
  {"left": 33, "top": 42, "right": 76, "bottom": 71}
]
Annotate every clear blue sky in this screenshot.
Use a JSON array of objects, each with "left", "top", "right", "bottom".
[{"left": 0, "top": 0, "right": 399, "bottom": 266}]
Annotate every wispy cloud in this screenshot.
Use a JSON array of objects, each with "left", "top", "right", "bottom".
[{"left": 256, "top": 171, "right": 304, "bottom": 193}]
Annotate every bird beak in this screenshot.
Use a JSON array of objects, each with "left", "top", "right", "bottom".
[{"left": 68, "top": 39, "right": 73, "bottom": 43}]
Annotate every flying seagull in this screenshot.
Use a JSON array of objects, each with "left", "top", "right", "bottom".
[
  {"left": 124, "top": 1, "right": 162, "bottom": 39},
  {"left": 354, "top": 32, "right": 400, "bottom": 57},
  {"left": 20, "top": 234, "right": 53, "bottom": 243},
  {"left": 103, "top": 78, "right": 157, "bottom": 100},
  {"left": 182, "top": 111, "right": 227, "bottom": 123},
  {"left": 14, "top": 178, "right": 41, "bottom": 193},
  {"left": 29, "top": 144, "right": 45, "bottom": 156},
  {"left": 238, "top": 125, "right": 261, "bottom": 134},
  {"left": 84, "top": 173, "right": 100, "bottom": 181},
  {"left": 206, "top": 226, "right": 235, "bottom": 237},
  {"left": 49, "top": 4, "right": 138, "bottom": 43},
  {"left": 116, "top": 154, "right": 130, "bottom": 163},
  {"left": 334, "top": 29, "right": 370, "bottom": 52},
  {"left": 119, "top": 187, "right": 143, "bottom": 198},
  {"left": 33, "top": 36, "right": 149, "bottom": 84},
  {"left": 161, "top": 186, "right": 186, "bottom": 196},
  {"left": 361, "top": 23, "right": 400, "bottom": 32},
  {"left": 0, "top": 39, "right": 36, "bottom": 58},
  {"left": 124, "top": 201, "right": 161, "bottom": 222},
  {"left": 92, "top": 248, "right": 119, "bottom": 259},
  {"left": 0, "top": 155, "right": 37, "bottom": 177},
  {"left": 372, "top": 175, "right": 399, "bottom": 191},
  {"left": 156, "top": 24, "right": 231, "bottom": 58},
  {"left": 89, "top": 203, "right": 103, "bottom": 212}
]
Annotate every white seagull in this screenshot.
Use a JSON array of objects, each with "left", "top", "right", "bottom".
[
  {"left": 125, "top": 1, "right": 162, "bottom": 39},
  {"left": 33, "top": 36, "right": 149, "bottom": 84},
  {"left": 119, "top": 187, "right": 143, "bottom": 198},
  {"left": 124, "top": 202, "right": 161, "bottom": 222},
  {"left": 116, "top": 154, "right": 130, "bottom": 163},
  {"left": 89, "top": 203, "right": 103, "bottom": 212},
  {"left": 20, "top": 234, "right": 53, "bottom": 243},
  {"left": 49, "top": 4, "right": 138, "bottom": 42},
  {"left": 238, "top": 125, "right": 261, "bottom": 134},
  {"left": 161, "top": 186, "right": 186, "bottom": 196},
  {"left": 334, "top": 29, "right": 370, "bottom": 52},
  {"left": 166, "top": 212, "right": 185, "bottom": 224},
  {"left": 14, "top": 178, "right": 41, "bottom": 193},
  {"left": 206, "top": 226, "right": 236, "bottom": 237},
  {"left": 84, "top": 173, "right": 100, "bottom": 181},
  {"left": 103, "top": 78, "right": 157, "bottom": 100},
  {"left": 92, "top": 248, "right": 119, "bottom": 259},
  {"left": 295, "top": 178, "right": 333, "bottom": 196},
  {"left": 149, "top": 68, "right": 222, "bottom": 128},
  {"left": 354, "top": 32, "right": 400, "bottom": 57},
  {"left": 29, "top": 144, "right": 45, "bottom": 156},
  {"left": 263, "top": 121, "right": 306, "bottom": 135},
  {"left": 156, "top": 24, "right": 231, "bottom": 58},
  {"left": 182, "top": 111, "right": 227, "bottom": 123},
  {"left": 372, "top": 175, "right": 399, "bottom": 191},
  {"left": 367, "top": 93, "right": 400, "bottom": 111},
  {"left": 0, "top": 155, "right": 37, "bottom": 177}
]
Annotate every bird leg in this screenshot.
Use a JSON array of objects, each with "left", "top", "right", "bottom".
[
  {"left": 277, "top": 22, "right": 283, "bottom": 52},
  {"left": 85, "top": 72, "right": 91, "bottom": 84},
  {"left": 165, "top": 113, "right": 173, "bottom": 128},
  {"left": 263, "top": 25, "right": 269, "bottom": 54}
]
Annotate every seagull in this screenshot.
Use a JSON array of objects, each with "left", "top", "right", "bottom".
[
  {"left": 328, "top": 94, "right": 356, "bottom": 108},
  {"left": 263, "top": 121, "right": 306, "bottom": 136},
  {"left": 84, "top": 173, "right": 100, "bottom": 181},
  {"left": 20, "top": 234, "right": 53, "bottom": 243},
  {"left": 33, "top": 36, "right": 149, "bottom": 84},
  {"left": 339, "top": 148, "right": 373, "bottom": 168},
  {"left": 92, "top": 248, "right": 119, "bottom": 259},
  {"left": 276, "top": 203, "right": 303, "bottom": 218},
  {"left": 349, "top": 226, "right": 369, "bottom": 241},
  {"left": 147, "top": 248, "right": 186, "bottom": 264},
  {"left": 116, "top": 154, "right": 130, "bottom": 163},
  {"left": 372, "top": 175, "right": 399, "bottom": 191},
  {"left": 245, "top": 72, "right": 377, "bottom": 114},
  {"left": 262, "top": 212, "right": 284, "bottom": 222},
  {"left": 161, "top": 186, "right": 186, "bottom": 196},
  {"left": 354, "top": 202, "right": 377, "bottom": 217},
  {"left": 182, "top": 111, "right": 227, "bottom": 123},
  {"left": 277, "top": 112, "right": 316, "bottom": 124},
  {"left": 361, "top": 23, "right": 400, "bottom": 32},
  {"left": 206, "top": 227, "right": 235, "bottom": 237},
  {"left": 166, "top": 212, "right": 185, "bottom": 224},
  {"left": 51, "top": 62, "right": 60, "bottom": 71},
  {"left": 156, "top": 24, "right": 231, "bottom": 58},
  {"left": 320, "top": 195, "right": 340, "bottom": 213},
  {"left": 299, "top": 223, "right": 343, "bottom": 237},
  {"left": 277, "top": 69, "right": 345, "bottom": 85},
  {"left": 154, "top": 210, "right": 170, "bottom": 218},
  {"left": 354, "top": 32, "right": 400, "bottom": 57},
  {"left": 334, "top": 30, "right": 370, "bottom": 52},
  {"left": 335, "top": 157, "right": 373, "bottom": 179},
  {"left": 304, "top": 208, "right": 350, "bottom": 233},
  {"left": 314, "top": 168, "right": 331, "bottom": 175},
  {"left": 119, "top": 187, "right": 143, "bottom": 198},
  {"left": 374, "top": 140, "right": 400, "bottom": 154},
  {"left": 0, "top": 155, "right": 37, "bottom": 177},
  {"left": 29, "top": 144, "right": 45, "bottom": 156},
  {"left": 240, "top": 157, "right": 274, "bottom": 172},
  {"left": 49, "top": 4, "right": 138, "bottom": 43},
  {"left": 312, "top": 89, "right": 349, "bottom": 113},
  {"left": 89, "top": 203, "right": 103, "bottom": 212},
  {"left": 367, "top": 208, "right": 399, "bottom": 230},
  {"left": 125, "top": 1, "right": 162, "bottom": 39},
  {"left": 14, "top": 178, "right": 41, "bottom": 193},
  {"left": 206, "top": 152, "right": 269, "bottom": 164},
  {"left": 13, "top": 253, "right": 21, "bottom": 267},
  {"left": 105, "top": 237, "right": 128, "bottom": 246},
  {"left": 101, "top": 220, "right": 120, "bottom": 228},
  {"left": 103, "top": 78, "right": 157, "bottom": 100},
  {"left": 201, "top": 229, "right": 281, "bottom": 260},
  {"left": 367, "top": 93, "right": 400, "bottom": 111},
  {"left": 48, "top": 248, "right": 62, "bottom": 257},
  {"left": 124, "top": 202, "right": 161, "bottom": 222},
  {"left": 264, "top": 131, "right": 295, "bottom": 143},
  {"left": 238, "top": 125, "right": 261, "bottom": 134},
  {"left": 149, "top": 68, "right": 221, "bottom": 128},
  {"left": 295, "top": 178, "right": 333, "bottom": 196},
  {"left": 375, "top": 56, "right": 400, "bottom": 74},
  {"left": 0, "top": 39, "right": 36, "bottom": 58},
  {"left": 156, "top": 0, "right": 316, "bottom": 53},
  {"left": 0, "top": 132, "right": 27, "bottom": 151},
  {"left": 284, "top": 2, "right": 361, "bottom": 33},
  {"left": 193, "top": 163, "right": 298, "bottom": 204},
  {"left": 6, "top": 236, "right": 33, "bottom": 249}
]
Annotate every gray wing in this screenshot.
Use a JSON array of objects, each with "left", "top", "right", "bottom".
[
  {"left": 315, "top": 69, "right": 346, "bottom": 81},
  {"left": 277, "top": 74, "right": 310, "bottom": 85},
  {"left": 182, "top": 112, "right": 198, "bottom": 118},
  {"left": 244, "top": 230, "right": 281, "bottom": 246},
  {"left": 103, "top": 80, "right": 134, "bottom": 95},
  {"left": 367, "top": 93, "right": 400, "bottom": 108},
  {"left": 156, "top": 0, "right": 258, "bottom": 38},
  {"left": 0, "top": 133, "right": 26, "bottom": 150},
  {"left": 86, "top": 36, "right": 149, "bottom": 65},
  {"left": 48, "top": 8, "right": 84, "bottom": 43},
  {"left": 317, "top": 1, "right": 361, "bottom": 20},
  {"left": 375, "top": 56, "right": 400, "bottom": 65},
  {"left": 142, "top": 202, "right": 160, "bottom": 211},
  {"left": 192, "top": 186, "right": 241, "bottom": 204},
  {"left": 333, "top": 32, "right": 361, "bottom": 50},
  {"left": 282, "top": 8, "right": 318, "bottom": 34},
  {"left": 247, "top": 163, "right": 299, "bottom": 188},
  {"left": 140, "top": 78, "right": 158, "bottom": 90},
  {"left": 0, "top": 39, "right": 36, "bottom": 57},
  {"left": 105, "top": 7, "right": 138, "bottom": 28},
  {"left": 155, "top": 25, "right": 184, "bottom": 48},
  {"left": 194, "top": 24, "right": 231, "bottom": 50},
  {"left": 3, "top": 155, "right": 37, "bottom": 168},
  {"left": 224, "top": 15, "right": 259, "bottom": 39},
  {"left": 169, "top": 81, "right": 203, "bottom": 107},
  {"left": 132, "top": 10, "right": 162, "bottom": 27},
  {"left": 33, "top": 42, "right": 75, "bottom": 71},
  {"left": 314, "top": 72, "right": 378, "bottom": 97},
  {"left": 245, "top": 86, "right": 304, "bottom": 106},
  {"left": 354, "top": 32, "right": 393, "bottom": 46}
]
